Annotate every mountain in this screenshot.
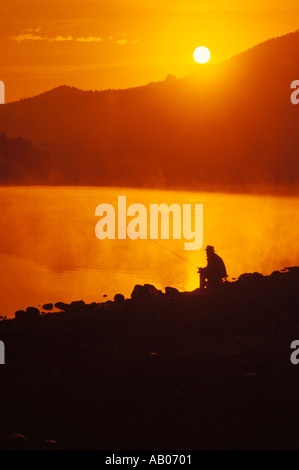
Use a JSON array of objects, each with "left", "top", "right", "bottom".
[{"left": 0, "top": 31, "right": 299, "bottom": 193}]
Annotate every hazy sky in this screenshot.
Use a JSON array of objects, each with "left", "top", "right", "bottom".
[{"left": 1, "top": 0, "right": 299, "bottom": 101}]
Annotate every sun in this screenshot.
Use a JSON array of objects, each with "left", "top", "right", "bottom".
[{"left": 193, "top": 46, "right": 211, "bottom": 64}]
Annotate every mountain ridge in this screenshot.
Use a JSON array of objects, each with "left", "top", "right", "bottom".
[
  {"left": 7, "top": 30, "right": 299, "bottom": 105},
  {"left": 0, "top": 31, "right": 299, "bottom": 193}
]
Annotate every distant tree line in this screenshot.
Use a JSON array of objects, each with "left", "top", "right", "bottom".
[{"left": 0, "top": 133, "right": 51, "bottom": 184}]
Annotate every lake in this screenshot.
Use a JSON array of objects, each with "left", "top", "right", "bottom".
[{"left": 0, "top": 186, "right": 298, "bottom": 318}]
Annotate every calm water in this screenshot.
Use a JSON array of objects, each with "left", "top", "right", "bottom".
[{"left": 0, "top": 186, "right": 298, "bottom": 318}]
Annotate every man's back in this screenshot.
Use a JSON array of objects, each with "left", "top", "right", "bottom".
[{"left": 207, "top": 253, "right": 227, "bottom": 280}]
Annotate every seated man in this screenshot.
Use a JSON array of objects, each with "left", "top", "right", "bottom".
[{"left": 198, "top": 245, "right": 227, "bottom": 290}]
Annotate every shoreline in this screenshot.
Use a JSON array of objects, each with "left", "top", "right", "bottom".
[
  {"left": 1, "top": 266, "right": 297, "bottom": 324},
  {"left": 0, "top": 267, "right": 298, "bottom": 449}
]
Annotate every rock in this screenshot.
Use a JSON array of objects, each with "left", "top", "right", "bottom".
[
  {"left": 238, "top": 273, "right": 251, "bottom": 282},
  {"left": 85, "top": 302, "right": 98, "bottom": 312},
  {"left": 165, "top": 287, "right": 179, "bottom": 298},
  {"left": 253, "top": 272, "right": 264, "bottom": 280},
  {"left": 55, "top": 302, "right": 70, "bottom": 311},
  {"left": 131, "top": 284, "right": 162, "bottom": 301},
  {"left": 15, "top": 308, "right": 39, "bottom": 321},
  {"left": 114, "top": 294, "right": 125, "bottom": 303},
  {"left": 26, "top": 307, "right": 40, "bottom": 319},
  {"left": 15, "top": 310, "right": 27, "bottom": 321},
  {"left": 238, "top": 272, "right": 263, "bottom": 283},
  {"left": 144, "top": 284, "right": 162, "bottom": 295},
  {"left": 42, "top": 303, "right": 53, "bottom": 311},
  {"left": 131, "top": 285, "right": 143, "bottom": 300},
  {"left": 271, "top": 270, "right": 283, "bottom": 278},
  {"left": 70, "top": 300, "right": 86, "bottom": 310},
  {"left": 285, "top": 266, "right": 299, "bottom": 273}
]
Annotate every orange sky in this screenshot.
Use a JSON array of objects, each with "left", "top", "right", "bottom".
[{"left": 1, "top": 0, "right": 299, "bottom": 102}]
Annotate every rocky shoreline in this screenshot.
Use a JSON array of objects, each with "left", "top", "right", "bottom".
[
  {"left": 0, "top": 267, "right": 298, "bottom": 449},
  {"left": 4, "top": 266, "right": 298, "bottom": 325}
]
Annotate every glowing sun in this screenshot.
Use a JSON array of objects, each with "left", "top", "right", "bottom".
[{"left": 193, "top": 46, "right": 211, "bottom": 64}]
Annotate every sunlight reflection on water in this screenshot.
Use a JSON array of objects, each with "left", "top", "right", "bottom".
[{"left": 0, "top": 186, "right": 298, "bottom": 317}]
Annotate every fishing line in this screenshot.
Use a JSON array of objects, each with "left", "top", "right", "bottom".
[{"left": 148, "top": 239, "right": 199, "bottom": 269}]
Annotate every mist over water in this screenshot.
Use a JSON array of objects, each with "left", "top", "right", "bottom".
[{"left": 0, "top": 186, "right": 298, "bottom": 318}]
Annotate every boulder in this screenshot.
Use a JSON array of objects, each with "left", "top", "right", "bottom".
[
  {"left": 131, "top": 284, "right": 162, "bottom": 301},
  {"left": 114, "top": 294, "right": 125, "bottom": 303},
  {"left": 26, "top": 307, "right": 40, "bottom": 318},
  {"left": 238, "top": 272, "right": 263, "bottom": 283},
  {"left": 271, "top": 270, "right": 283, "bottom": 278},
  {"left": 144, "top": 284, "right": 162, "bottom": 296},
  {"left": 15, "top": 310, "right": 27, "bottom": 321},
  {"left": 42, "top": 303, "right": 53, "bottom": 311},
  {"left": 165, "top": 287, "right": 179, "bottom": 298},
  {"left": 15, "top": 308, "right": 39, "bottom": 321},
  {"left": 55, "top": 302, "right": 70, "bottom": 311}
]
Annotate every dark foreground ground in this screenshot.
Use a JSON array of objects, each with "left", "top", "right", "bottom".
[{"left": 0, "top": 268, "right": 299, "bottom": 450}]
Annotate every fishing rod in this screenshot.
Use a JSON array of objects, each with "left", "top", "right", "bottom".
[{"left": 149, "top": 239, "right": 199, "bottom": 269}]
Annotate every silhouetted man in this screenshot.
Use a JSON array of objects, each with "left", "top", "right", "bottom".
[{"left": 198, "top": 246, "right": 227, "bottom": 290}]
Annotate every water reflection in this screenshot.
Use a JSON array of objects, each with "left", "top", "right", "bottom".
[{"left": 0, "top": 186, "right": 298, "bottom": 317}]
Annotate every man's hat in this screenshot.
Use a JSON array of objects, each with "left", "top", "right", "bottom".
[{"left": 205, "top": 245, "right": 215, "bottom": 253}]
